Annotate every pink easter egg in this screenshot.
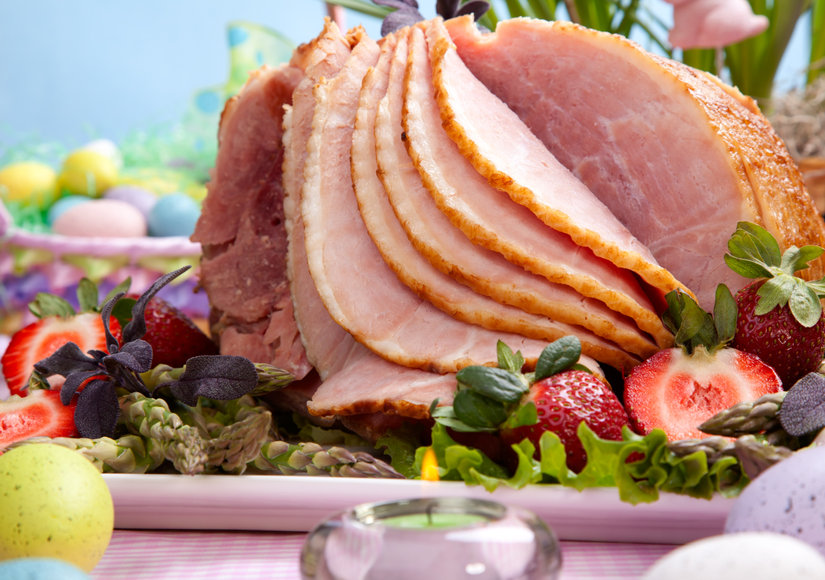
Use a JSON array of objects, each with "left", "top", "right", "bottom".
[{"left": 51, "top": 198, "right": 147, "bottom": 238}]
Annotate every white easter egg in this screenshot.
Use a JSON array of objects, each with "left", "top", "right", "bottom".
[{"left": 642, "top": 532, "right": 825, "bottom": 579}]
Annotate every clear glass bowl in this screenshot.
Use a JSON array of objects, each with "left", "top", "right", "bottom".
[{"left": 301, "top": 496, "right": 562, "bottom": 580}]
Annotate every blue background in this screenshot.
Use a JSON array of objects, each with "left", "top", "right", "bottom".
[{"left": 0, "top": 1, "right": 810, "bottom": 157}]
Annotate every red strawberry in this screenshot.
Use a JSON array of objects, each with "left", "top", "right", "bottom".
[
  {"left": 733, "top": 280, "right": 825, "bottom": 387},
  {"left": 723, "top": 223, "right": 825, "bottom": 387},
  {"left": 129, "top": 295, "right": 218, "bottom": 368},
  {"left": 624, "top": 346, "right": 782, "bottom": 440},
  {"left": 1, "top": 313, "right": 120, "bottom": 396},
  {"left": 0, "top": 389, "right": 78, "bottom": 450},
  {"left": 500, "top": 370, "right": 630, "bottom": 472}
]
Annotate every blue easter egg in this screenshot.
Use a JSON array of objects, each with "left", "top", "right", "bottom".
[
  {"left": 147, "top": 192, "right": 201, "bottom": 237},
  {"left": 47, "top": 195, "right": 91, "bottom": 225},
  {"left": 0, "top": 558, "right": 91, "bottom": 580}
]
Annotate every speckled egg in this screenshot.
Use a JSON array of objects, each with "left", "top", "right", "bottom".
[
  {"left": 725, "top": 445, "right": 825, "bottom": 556},
  {"left": 0, "top": 161, "right": 58, "bottom": 207},
  {"left": 47, "top": 195, "right": 91, "bottom": 225},
  {"left": 103, "top": 184, "right": 158, "bottom": 219},
  {"left": 642, "top": 532, "right": 825, "bottom": 579},
  {"left": 148, "top": 192, "right": 200, "bottom": 237},
  {"left": 0, "top": 444, "right": 114, "bottom": 572},
  {"left": 52, "top": 198, "right": 147, "bottom": 237},
  {"left": 59, "top": 150, "right": 118, "bottom": 197},
  {"left": 0, "top": 558, "right": 91, "bottom": 580}
]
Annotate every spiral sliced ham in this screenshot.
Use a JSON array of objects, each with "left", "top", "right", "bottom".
[
  {"left": 195, "top": 16, "right": 825, "bottom": 439},
  {"left": 444, "top": 15, "right": 825, "bottom": 308}
]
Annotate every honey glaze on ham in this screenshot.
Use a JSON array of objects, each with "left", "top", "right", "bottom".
[{"left": 444, "top": 16, "right": 825, "bottom": 308}]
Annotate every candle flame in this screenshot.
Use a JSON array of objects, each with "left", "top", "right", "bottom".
[{"left": 421, "top": 447, "right": 439, "bottom": 482}]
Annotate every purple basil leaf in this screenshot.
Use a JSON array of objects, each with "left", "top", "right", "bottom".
[
  {"left": 105, "top": 339, "right": 153, "bottom": 373},
  {"left": 436, "top": 0, "right": 459, "bottom": 17},
  {"left": 60, "top": 369, "right": 102, "bottom": 405},
  {"left": 779, "top": 372, "right": 825, "bottom": 437},
  {"left": 100, "top": 290, "right": 125, "bottom": 354},
  {"left": 34, "top": 342, "right": 99, "bottom": 378},
  {"left": 381, "top": 8, "right": 423, "bottom": 35},
  {"left": 74, "top": 379, "right": 120, "bottom": 438},
  {"left": 456, "top": 0, "right": 490, "bottom": 19},
  {"left": 122, "top": 266, "right": 190, "bottom": 343},
  {"left": 168, "top": 355, "right": 258, "bottom": 404},
  {"left": 374, "top": 0, "right": 419, "bottom": 8}
]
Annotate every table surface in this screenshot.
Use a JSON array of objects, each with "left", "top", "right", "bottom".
[{"left": 90, "top": 530, "right": 677, "bottom": 579}]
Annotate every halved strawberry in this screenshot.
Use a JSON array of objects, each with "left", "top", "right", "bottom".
[
  {"left": 624, "top": 287, "right": 783, "bottom": 441},
  {"left": 0, "top": 389, "right": 78, "bottom": 450},
  {"left": 624, "top": 346, "right": 782, "bottom": 440},
  {"left": 1, "top": 313, "right": 120, "bottom": 395}
]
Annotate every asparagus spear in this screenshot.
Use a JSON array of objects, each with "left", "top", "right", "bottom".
[
  {"left": 254, "top": 440, "right": 404, "bottom": 478},
  {"left": 8, "top": 434, "right": 161, "bottom": 474}
]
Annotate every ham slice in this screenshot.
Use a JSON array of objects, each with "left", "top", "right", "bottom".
[
  {"left": 192, "top": 64, "right": 310, "bottom": 379},
  {"left": 301, "top": 26, "right": 553, "bottom": 373},
  {"left": 398, "top": 24, "right": 659, "bottom": 362},
  {"left": 427, "top": 19, "right": 688, "bottom": 311},
  {"left": 358, "top": 26, "right": 640, "bottom": 369},
  {"left": 444, "top": 16, "right": 825, "bottom": 307},
  {"left": 283, "top": 23, "right": 456, "bottom": 420}
]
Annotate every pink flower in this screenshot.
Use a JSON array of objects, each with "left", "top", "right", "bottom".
[{"left": 666, "top": 0, "right": 769, "bottom": 49}]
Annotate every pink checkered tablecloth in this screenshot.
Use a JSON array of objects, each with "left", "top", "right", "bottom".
[{"left": 90, "top": 530, "right": 677, "bottom": 579}]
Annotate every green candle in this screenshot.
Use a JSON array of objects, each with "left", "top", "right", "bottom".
[{"left": 380, "top": 512, "right": 488, "bottom": 529}]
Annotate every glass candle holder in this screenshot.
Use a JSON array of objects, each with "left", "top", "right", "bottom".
[{"left": 300, "top": 496, "right": 562, "bottom": 579}]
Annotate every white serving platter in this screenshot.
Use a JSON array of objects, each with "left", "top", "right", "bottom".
[{"left": 103, "top": 473, "right": 734, "bottom": 545}]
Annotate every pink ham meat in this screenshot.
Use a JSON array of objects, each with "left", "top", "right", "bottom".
[
  {"left": 301, "top": 25, "right": 553, "bottom": 373},
  {"left": 192, "top": 63, "right": 310, "bottom": 379},
  {"left": 283, "top": 23, "right": 456, "bottom": 421},
  {"left": 360, "top": 26, "right": 640, "bottom": 369},
  {"left": 426, "top": 19, "right": 688, "bottom": 312},
  {"left": 444, "top": 16, "right": 825, "bottom": 308},
  {"left": 398, "top": 24, "right": 659, "bottom": 360}
]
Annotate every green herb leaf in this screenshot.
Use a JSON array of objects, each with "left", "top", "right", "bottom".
[
  {"left": 534, "top": 336, "right": 581, "bottom": 380},
  {"left": 28, "top": 293, "right": 76, "bottom": 319},
  {"left": 453, "top": 389, "right": 508, "bottom": 429},
  {"left": 455, "top": 366, "right": 528, "bottom": 403},
  {"left": 712, "top": 284, "right": 737, "bottom": 345},
  {"left": 76, "top": 278, "right": 101, "bottom": 312},
  {"left": 501, "top": 401, "right": 538, "bottom": 430},
  {"left": 496, "top": 340, "right": 524, "bottom": 374},
  {"left": 788, "top": 280, "right": 823, "bottom": 328},
  {"left": 781, "top": 245, "right": 823, "bottom": 274}
]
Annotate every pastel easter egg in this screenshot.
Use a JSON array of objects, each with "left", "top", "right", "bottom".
[
  {"left": 59, "top": 150, "right": 118, "bottom": 197},
  {"left": 52, "top": 198, "right": 147, "bottom": 237},
  {"left": 47, "top": 195, "right": 91, "bottom": 225},
  {"left": 0, "top": 444, "right": 114, "bottom": 572},
  {"left": 0, "top": 161, "right": 58, "bottom": 208},
  {"left": 148, "top": 192, "right": 200, "bottom": 237},
  {"left": 0, "top": 558, "right": 91, "bottom": 580},
  {"left": 642, "top": 532, "right": 825, "bottom": 579},
  {"left": 79, "top": 138, "right": 123, "bottom": 170},
  {"left": 725, "top": 444, "right": 825, "bottom": 556},
  {"left": 103, "top": 184, "right": 158, "bottom": 219}
]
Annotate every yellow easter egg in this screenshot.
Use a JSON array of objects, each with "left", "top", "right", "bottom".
[
  {"left": 0, "top": 444, "right": 114, "bottom": 572},
  {"left": 59, "top": 150, "right": 118, "bottom": 197},
  {"left": 0, "top": 161, "right": 58, "bottom": 207}
]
